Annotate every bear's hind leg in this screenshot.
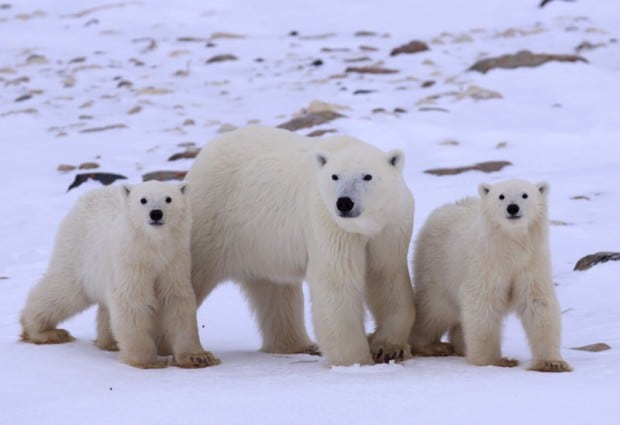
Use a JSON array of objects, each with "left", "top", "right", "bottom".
[
  {"left": 408, "top": 297, "right": 456, "bottom": 357},
  {"left": 241, "top": 279, "right": 319, "bottom": 355},
  {"left": 20, "top": 273, "right": 92, "bottom": 344},
  {"left": 448, "top": 324, "right": 465, "bottom": 356}
]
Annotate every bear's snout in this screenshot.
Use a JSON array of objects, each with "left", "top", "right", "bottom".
[
  {"left": 336, "top": 197, "right": 355, "bottom": 214},
  {"left": 150, "top": 209, "right": 164, "bottom": 224},
  {"left": 506, "top": 203, "right": 520, "bottom": 217}
]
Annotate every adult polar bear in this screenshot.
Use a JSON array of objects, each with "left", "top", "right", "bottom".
[{"left": 186, "top": 126, "right": 415, "bottom": 366}]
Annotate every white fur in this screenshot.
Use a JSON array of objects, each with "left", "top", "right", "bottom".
[
  {"left": 186, "top": 125, "right": 415, "bottom": 366},
  {"left": 409, "top": 179, "right": 572, "bottom": 372},
  {"left": 20, "top": 181, "right": 219, "bottom": 369}
]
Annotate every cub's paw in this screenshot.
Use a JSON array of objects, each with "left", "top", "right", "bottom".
[
  {"left": 529, "top": 359, "right": 573, "bottom": 373},
  {"left": 21, "top": 328, "right": 75, "bottom": 344},
  {"left": 174, "top": 351, "right": 221, "bottom": 368},
  {"left": 412, "top": 342, "right": 455, "bottom": 357},
  {"left": 95, "top": 339, "right": 119, "bottom": 352},
  {"left": 123, "top": 357, "right": 169, "bottom": 369},
  {"left": 299, "top": 344, "right": 321, "bottom": 356},
  {"left": 494, "top": 357, "right": 519, "bottom": 368},
  {"left": 368, "top": 337, "right": 411, "bottom": 364}
]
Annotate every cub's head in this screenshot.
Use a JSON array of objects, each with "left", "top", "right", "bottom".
[
  {"left": 478, "top": 179, "right": 549, "bottom": 233},
  {"left": 314, "top": 138, "right": 407, "bottom": 236},
  {"left": 123, "top": 181, "right": 190, "bottom": 232}
]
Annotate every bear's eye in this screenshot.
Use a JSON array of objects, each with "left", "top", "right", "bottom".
[
  {"left": 140, "top": 198, "right": 147, "bottom": 205},
  {"left": 522, "top": 193, "right": 528, "bottom": 199},
  {"left": 165, "top": 197, "right": 172, "bottom": 203},
  {"left": 331, "top": 174, "right": 339, "bottom": 181},
  {"left": 363, "top": 174, "right": 373, "bottom": 181},
  {"left": 499, "top": 194, "right": 505, "bottom": 200}
]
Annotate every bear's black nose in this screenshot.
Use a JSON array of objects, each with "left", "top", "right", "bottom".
[
  {"left": 150, "top": 209, "right": 163, "bottom": 221},
  {"left": 506, "top": 204, "right": 520, "bottom": 216},
  {"left": 336, "top": 197, "right": 354, "bottom": 213}
]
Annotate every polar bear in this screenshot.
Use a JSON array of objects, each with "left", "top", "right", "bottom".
[
  {"left": 20, "top": 181, "right": 218, "bottom": 369},
  {"left": 409, "top": 179, "right": 571, "bottom": 372},
  {"left": 186, "top": 125, "right": 415, "bottom": 366}
]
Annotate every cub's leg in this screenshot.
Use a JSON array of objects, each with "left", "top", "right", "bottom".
[
  {"left": 20, "top": 273, "right": 92, "bottom": 344},
  {"left": 241, "top": 279, "right": 319, "bottom": 355},
  {"left": 94, "top": 305, "right": 118, "bottom": 351},
  {"left": 408, "top": 288, "right": 457, "bottom": 357}
]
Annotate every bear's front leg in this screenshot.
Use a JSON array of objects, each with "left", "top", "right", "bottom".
[
  {"left": 307, "top": 245, "right": 373, "bottom": 367},
  {"left": 158, "top": 261, "right": 220, "bottom": 368},
  {"left": 517, "top": 276, "right": 572, "bottom": 373},
  {"left": 108, "top": 282, "right": 167, "bottom": 369},
  {"left": 365, "top": 266, "right": 415, "bottom": 363}
]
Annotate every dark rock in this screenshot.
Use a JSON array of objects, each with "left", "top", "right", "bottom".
[
  {"left": 421, "top": 80, "right": 436, "bottom": 88},
  {"left": 425, "top": 160, "right": 512, "bottom": 176},
  {"left": 206, "top": 54, "right": 237, "bottom": 64},
  {"left": 67, "top": 172, "right": 127, "bottom": 191},
  {"left": 353, "top": 89, "right": 375, "bottom": 95},
  {"left": 469, "top": 50, "right": 587, "bottom": 74},
  {"left": 79, "top": 124, "right": 127, "bottom": 133},
  {"left": 289, "top": 30, "right": 299, "bottom": 36},
  {"left": 177, "top": 37, "right": 208, "bottom": 43},
  {"left": 307, "top": 128, "right": 337, "bottom": 137},
  {"left": 15, "top": 94, "right": 32, "bottom": 102},
  {"left": 277, "top": 111, "right": 345, "bottom": 131},
  {"left": 574, "top": 252, "right": 620, "bottom": 271},
  {"left": 390, "top": 40, "right": 429, "bottom": 56},
  {"left": 355, "top": 31, "right": 378, "bottom": 37},
  {"left": 79, "top": 162, "right": 99, "bottom": 170},
  {"left": 168, "top": 147, "right": 201, "bottom": 161},
  {"left": 311, "top": 59, "right": 323, "bottom": 66}
]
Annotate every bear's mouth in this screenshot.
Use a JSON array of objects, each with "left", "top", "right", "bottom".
[
  {"left": 506, "top": 215, "right": 522, "bottom": 220},
  {"left": 337, "top": 211, "right": 361, "bottom": 218},
  {"left": 149, "top": 221, "right": 165, "bottom": 226}
]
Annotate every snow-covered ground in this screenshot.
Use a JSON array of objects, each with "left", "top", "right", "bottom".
[{"left": 1, "top": 1, "right": 619, "bottom": 424}]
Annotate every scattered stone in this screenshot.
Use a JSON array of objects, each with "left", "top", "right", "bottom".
[
  {"left": 183, "top": 119, "right": 195, "bottom": 126},
  {"left": 321, "top": 47, "right": 350, "bottom": 53},
  {"left": 575, "top": 40, "right": 606, "bottom": 53},
  {"left": 117, "top": 80, "right": 132, "bottom": 88},
  {"left": 0, "top": 276, "right": 8, "bottom": 279},
  {"left": 177, "top": 36, "right": 208, "bottom": 43},
  {"left": 353, "top": 89, "right": 375, "bottom": 95},
  {"left": 496, "top": 141, "right": 508, "bottom": 149},
  {"left": 6, "top": 76, "right": 29, "bottom": 86},
  {"left": 78, "top": 115, "right": 93, "bottom": 120},
  {"left": 372, "top": 108, "right": 386, "bottom": 114},
  {"left": 355, "top": 31, "right": 378, "bottom": 37},
  {"left": 0, "top": 108, "right": 37, "bottom": 117},
  {"left": 307, "top": 128, "right": 337, "bottom": 137},
  {"left": 277, "top": 110, "right": 345, "bottom": 131},
  {"left": 79, "top": 162, "right": 99, "bottom": 170},
  {"left": 390, "top": 40, "right": 429, "bottom": 56},
  {"left": 571, "top": 195, "right": 591, "bottom": 200},
  {"left": 58, "top": 164, "right": 76, "bottom": 173},
  {"left": 68, "top": 3, "right": 138, "bottom": 18},
  {"left": 456, "top": 85, "right": 502, "bottom": 101},
  {"left": 128, "top": 105, "right": 142, "bottom": 114},
  {"left": 79, "top": 123, "right": 127, "bottom": 133},
  {"left": 168, "top": 147, "right": 201, "bottom": 161},
  {"left": 574, "top": 252, "right": 620, "bottom": 271},
  {"left": 440, "top": 140, "right": 459, "bottom": 146},
  {"left": 174, "top": 69, "right": 190, "bottom": 77},
  {"left": 177, "top": 141, "right": 196, "bottom": 148},
  {"left": 394, "top": 107, "right": 407, "bottom": 113},
  {"left": 132, "top": 37, "right": 157, "bottom": 52},
  {"left": 550, "top": 220, "right": 574, "bottom": 226},
  {"left": 206, "top": 54, "right": 237, "bottom": 64},
  {"left": 425, "top": 160, "right": 512, "bottom": 176},
  {"left": 300, "top": 33, "right": 337, "bottom": 40},
  {"left": 142, "top": 170, "right": 187, "bottom": 182},
  {"left": 129, "top": 58, "right": 145, "bottom": 66},
  {"left": 421, "top": 80, "right": 435, "bottom": 88},
  {"left": 359, "top": 45, "right": 379, "bottom": 52},
  {"left": 570, "top": 343, "right": 611, "bottom": 352},
  {"left": 418, "top": 107, "right": 449, "bottom": 112},
  {"left": 346, "top": 66, "right": 398, "bottom": 74},
  {"left": 311, "top": 59, "right": 323, "bottom": 67},
  {"left": 469, "top": 50, "right": 587, "bottom": 74},
  {"left": 344, "top": 57, "right": 371, "bottom": 63},
  {"left": 137, "top": 87, "right": 171, "bottom": 95},
  {"left": 67, "top": 172, "right": 127, "bottom": 191},
  {"left": 15, "top": 94, "right": 32, "bottom": 102},
  {"left": 210, "top": 32, "right": 246, "bottom": 40},
  {"left": 303, "top": 100, "right": 350, "bottom": 114},
  {"left": 0, "top": 67, "right": 16, "bottom": 74},
  {"left": 217, "top": 123, "right": 237, "bottom": 133},
  {"left": 25, "top": 54, "right": 48, "bottom": 65},
  {"left": 68, "top": 56, "right": 86, "bottom": 64}
]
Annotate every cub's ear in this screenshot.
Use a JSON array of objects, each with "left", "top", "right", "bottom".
[
  {"left": 478, "top": 183, "right": 491, "bottom": 198},
  {"left": 122, "top": 185, "right": 132, "bottom": 197},
  {"left": 178, "top": 182, "right": 188, "bottom": 194},
  {"left": 537, "top": 181, "right": 549, "bottom": 196},
  {"left": 387, "top": 149, "right": 404, "bottom": 170},
  {"left": 315, "top": 152, "right": 328, "bottom": 168}
]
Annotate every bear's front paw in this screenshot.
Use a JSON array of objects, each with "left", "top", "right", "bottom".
[
  {"left": 21, "top": 328, "right": 75, "bottom": 344},
  {"left": 95, "top": 339, "right": 119, "bottom": 352},
  {"left": 529, "top": 359, "right": 573, "bottom": 373},
  {"left": 368, "top": 337, "right": 411, "bottom": 364},
  {"left": 300, "top": 344, "right": 321, "bottom": 356},
  {"left": 494, "top": 357, "right": 519, "bottom": 368},
  {"left": 174, "top": 351, "right": 221, "bottom": 368}
]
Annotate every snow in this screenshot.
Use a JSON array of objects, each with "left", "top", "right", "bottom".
[{"left": 1, "top": 0, "right": 619, "bottom": 424}]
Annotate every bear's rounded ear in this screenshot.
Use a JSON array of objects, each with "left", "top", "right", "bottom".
[
  {"left": 178, "top": 182, "right": 188, "bottom": 194},
  {"left": 537, "top": 182, "right": 549, "bottom": 196},
  {"left": 478, "top": 183, "right": 491, "bottom": 198},
  {"left": 122, "top": 185, "right": 132, "bottom": 197},
  {"left": 315, "top": 153, "right": 328, "bottom": 168},
  {"left": 387, "top": 149, "right": 404, "bottom": 170}
]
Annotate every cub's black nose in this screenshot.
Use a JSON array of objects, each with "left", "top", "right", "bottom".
[
  {"left": 150, "top": 209, "right": 163, "bottom": 221},
  {"left": 507, "top": 204, "right": 520, "bottom": 216},
  {"left": 336, "top": 197, "right": 354, "bottom": 213}
]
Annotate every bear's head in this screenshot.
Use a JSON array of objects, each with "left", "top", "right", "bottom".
[
  {"left": 315, "top": 139, "right": 407, "bottom": 236},
  {"left": 478, "top": 179, "right": 549, "bottom": 235},
  {"left": 122, "top": 181, "right": 190, "bottom": 234}
]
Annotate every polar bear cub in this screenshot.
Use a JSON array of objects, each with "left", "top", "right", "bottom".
[
  {"left": 186, "top": 125, "right": 415, "bottom": 366},
  {"left": 409, "top": 179, "right": 572, "bottom": 372},
  {"left": 20, "top": 181, "right": 218, "bottom": 369}
]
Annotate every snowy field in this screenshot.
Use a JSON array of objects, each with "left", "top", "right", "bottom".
[{"left": 1, "top": 0, "right": 619, "bottom": 424}]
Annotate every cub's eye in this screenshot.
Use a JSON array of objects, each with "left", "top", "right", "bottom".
[
  {"left": 363, "top": 174, "right": 373, "bottom": 181},
  {"left": 140, "top": 198, "right": 147, "bottom": 205},
  {"left": 331, "top": 174, "right": 339, "bottom": 181},
  {"left": 522, "top": 193, "right": 528, "bottom": 199},
  {"left": 499, "top": 194, "right": 505, "bottom": 200},
  {"left": 165, "top": 197, "right": 172, "bottom": 203}
]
